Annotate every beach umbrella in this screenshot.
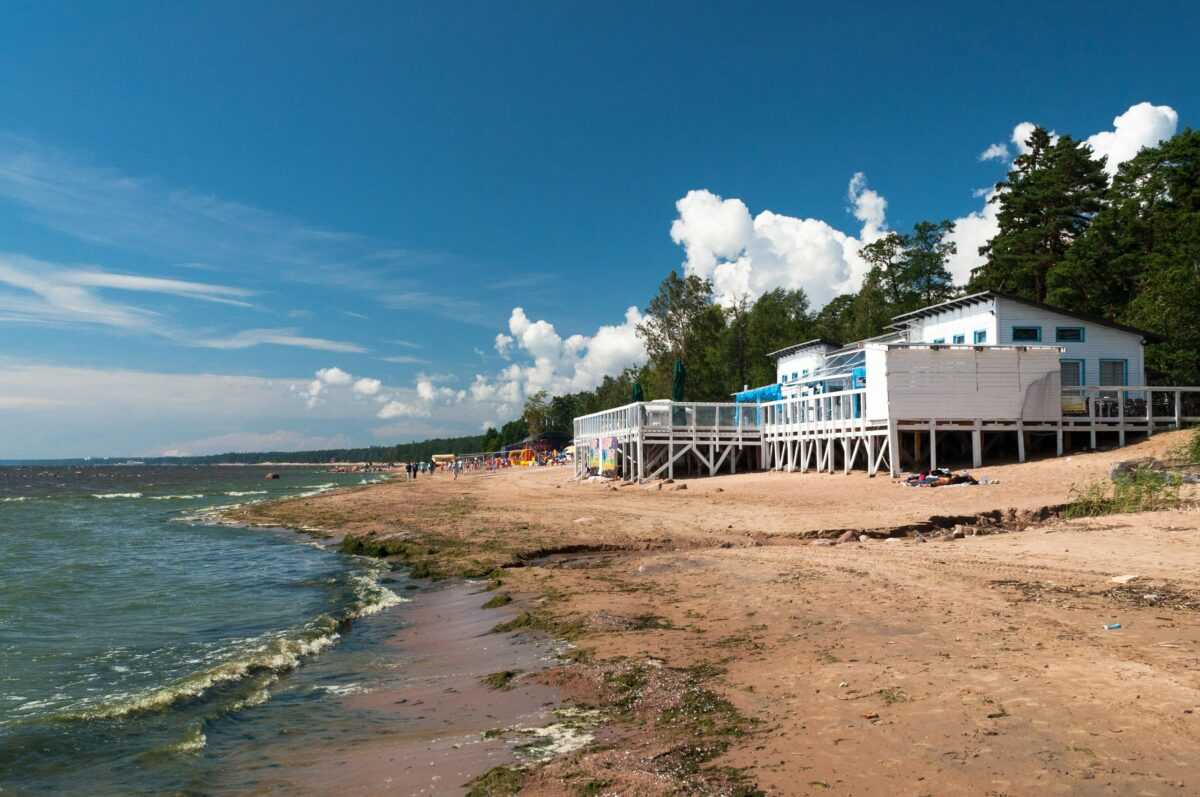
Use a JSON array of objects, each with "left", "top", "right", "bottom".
[
  {"left": 631, "top": 381, "right": 644, "bottom": 402},
  {"left": 671, "top": 357, "right": 686, "bottom": 402}
]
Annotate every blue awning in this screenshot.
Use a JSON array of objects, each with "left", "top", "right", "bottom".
[{"left": 734, "top": 383, "right": 782, "bottom": 403}]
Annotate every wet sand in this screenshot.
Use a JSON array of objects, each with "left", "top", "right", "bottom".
[{"left": 236, "top": 582, "right": 562, "bottom": 796}]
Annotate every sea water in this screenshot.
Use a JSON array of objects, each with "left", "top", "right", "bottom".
[{"left": 0, "top": 465, "right": 407, "bottom": 794}]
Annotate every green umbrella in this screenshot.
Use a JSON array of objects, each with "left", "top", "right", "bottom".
[
  {"left": 671, "top": 357, "right": 685, "bottom": 402},
  {"left": 631, "top": 381, "right": 645, "bottom": 402}
]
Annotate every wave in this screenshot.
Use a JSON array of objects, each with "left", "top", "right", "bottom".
[
  {"left": 1, "top": 496, "right": 30, "bottom": 502},
  {"left": 225, "top": 490, "right": 267, "bottom": 497},
  {"left": 304, "top": 483, "right": 335, "bottom": 489},
  {"left": 149, "top": 494, "right": 204, "bottom": 501},
  {"left": 92, "top": 492, "right": 143, "bottom": 499},
  {"left": 38, "top": 562, "right": 407, "bottom": 725}
]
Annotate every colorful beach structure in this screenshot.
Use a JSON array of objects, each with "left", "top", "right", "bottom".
[{"left": 573, "top": 291, "right": 1200, "bottom": 481}]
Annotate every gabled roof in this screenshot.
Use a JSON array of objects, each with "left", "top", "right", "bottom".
[
  {"left": 766, "top": 338, "right": 842, "bottom": 360},
  {"left": 889, "top": 290, "right": 1165, "bottom": 343}
]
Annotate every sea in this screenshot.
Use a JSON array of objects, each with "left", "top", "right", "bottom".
[{"left": 0, "top": 465, "right": 415, "bottom": 795}]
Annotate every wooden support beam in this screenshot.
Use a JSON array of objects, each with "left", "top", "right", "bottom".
[
  {"left": 1146, "top": 388, "right": 1154, "bottom": 437},
  {"left": 1118, "top": 389, "right": 1126, "bottom": 447},
  {"left": 1017, "top": 420, "right": 1026, "bottom": 463},
  {"left": 887, "top": 421, "right": 900, "bottom": 477},
  {"left": 972, "top": 421, "right": 982, "bottom": 468},
  {"left": 929, "top": 421, "right": 937, "bottom": 472}
]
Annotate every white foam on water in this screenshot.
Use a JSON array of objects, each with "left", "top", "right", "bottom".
[
  {"left": 149, "top": 494, "right": 204, "bottom": 500},
  {"left": 92, "top": 492, "right": 143, "bottom": 499},
  {"left": 226, "top": 490, "right": 268, "bottom": 496},
  {"left": 1, "top": 496, "right": 30, "bottom": 502}
]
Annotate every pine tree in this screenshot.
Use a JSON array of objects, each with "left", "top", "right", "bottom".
[
  {"left": 1051, "top": 130, "right": 1200, "bottom": 382},
  {"left": 972, "top": 127, "right": 1108, "bottom": 301}
]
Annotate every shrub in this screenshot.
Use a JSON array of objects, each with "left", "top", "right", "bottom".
[{"left": 1065, "top": 466, "right": 1183, "bottom": 519}]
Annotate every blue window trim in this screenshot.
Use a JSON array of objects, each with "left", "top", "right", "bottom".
[
  {"left": 952, "top": 333, "right": 965, "bottom": 344},
  {"left": 1099, "top": 358, "right": 1128, "bottom": 386},
  {"left": 1055, "top": 326, "right": 1085, "bottom": 343},
  {"left": 1060, "top": 358, "right": 1086, "bottom": 387},
  {"left": 1012, "top": 325, "right": 1042, "bottom": 342},
  {"left": 973, "top": 329, "right": 987, "bottom": 344},
  {"left": 931, "top": 337, "right": 945, "bottom": 344}
]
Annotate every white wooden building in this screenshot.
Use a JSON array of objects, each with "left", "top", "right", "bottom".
[
  {"left": 573, "top": 292, "right": 1197, "bottom": 482},
  {"left": 891, "top": 291, "right": 1155, "bottom": 390}
]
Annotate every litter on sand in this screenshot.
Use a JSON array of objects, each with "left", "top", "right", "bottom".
[{"left": 901, "top": 468, "right": 982, "bottom": 488}]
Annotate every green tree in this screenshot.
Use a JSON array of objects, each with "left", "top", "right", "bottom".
[
  {"left": 743, "top": 288, "right": 814, "bottom": 387},
  {"left": 1050, "top": 129, "right": 1200, "bottom": 383},
  {"left": 972, "top": 126, "right": 1108, "bottom": 301},
  {"left": 636, "top": 271, "right": 715, "bottom": 363},
  {"left": 522, "top": 390, "right": 550, "bottom": 436}
]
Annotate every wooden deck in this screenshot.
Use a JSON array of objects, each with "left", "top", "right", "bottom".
[{"left": 573, "top": 386, "right": 1200, "bottom": 481}]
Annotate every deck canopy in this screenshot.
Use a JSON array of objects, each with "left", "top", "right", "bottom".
[{"left": 734, "top": 383, "right": 783, "bottom": 403}]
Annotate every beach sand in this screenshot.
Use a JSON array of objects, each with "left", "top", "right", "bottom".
[{"left": 233, "top": 430, "right": 1200, "bottom": 795}]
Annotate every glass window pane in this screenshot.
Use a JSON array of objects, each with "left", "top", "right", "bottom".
[
  {"left": 1012, "top": 326, "right": 1041, "bottom": 342},
  {"left": 1061, "top": 361, "right": 1082, "bottom": 387},
  {"left": 1100, "top": 360, "right": 1126, "bottom": 385}
]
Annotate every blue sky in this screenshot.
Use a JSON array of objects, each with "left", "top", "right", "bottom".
[{"left": 1, "top": 1, "right": 1197, "bottom": 458}]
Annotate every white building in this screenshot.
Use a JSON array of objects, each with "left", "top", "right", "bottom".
[
  {"left": 889, "top": 291, "right": 1157, "bottom": 389},
  {"left": 574, "top": 291, "right": 1192, "bottom": 483}
]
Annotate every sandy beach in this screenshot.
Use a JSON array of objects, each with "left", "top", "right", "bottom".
[{"left": 232, "top": 430, "right": 1200, "bottom": 795}]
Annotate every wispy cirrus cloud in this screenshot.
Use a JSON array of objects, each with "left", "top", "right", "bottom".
[
  {"left": 0, "top": 253, "right": 363, "bottom": 353},
  {"left": 191, "top": 328, "right": 366, "bottom": 353},
  {"left": 0, "top": 135, "right": 477, "bottom": 300},
  {"left": 378, "top": 354, "right": 431, "bottom": 365}
]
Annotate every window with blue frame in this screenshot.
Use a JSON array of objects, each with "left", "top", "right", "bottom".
[
  {"left": 1011, "top": 326, "right": 1041, "bottom": 342},
  {"left": 1055, "top": 326, "right": 1085, "bottom": 343},
  {"left": 952, "top": 333, "right": 965, "bottom": 344},
  {"left": 973, "top": 329, "right": 987, "bottom": 344},
  {"left": 790, "top": 372, "right": 798, "bottom": 381},
  {"left": 1060, "top": 359, "right": 1085, "bottom": 387},
  {"left": 1099, "top": 359, "right": 1128, "bottom": 386},
  {"left": 931, "top": 337, "right": 945, "bottom": 344}
]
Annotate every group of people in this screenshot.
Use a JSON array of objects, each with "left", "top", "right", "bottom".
[
  {"left": 398, "top": 451, "right": 572, "bottom": 480},
  {"left": 401, "top": 459, "right": 466, "bottom": 480}
]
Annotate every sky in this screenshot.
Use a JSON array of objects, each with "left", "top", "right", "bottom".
[{"left": 1, "top": 1, "right": 1197, "bottom": 458}]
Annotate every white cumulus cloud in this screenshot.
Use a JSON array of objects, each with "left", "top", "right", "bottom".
[
  {"left": 979, "top": 143, "right": 1009, "bottom": 162},
  {"left": 315, "top": 367, "right": 352, "bottom": 385},
  {"left": 668, "top": 174, "right": 888, "bottom": 308},
  {"left": 352, "top": 377, "right": 381, "bottom": 396},
  {"left": 1086, "top": 102, "right": 1179, "bottom": 176}
]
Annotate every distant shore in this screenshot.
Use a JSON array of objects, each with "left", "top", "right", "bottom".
[{"left": 228, "top": 431, "right": 1200, "bottom": 795}]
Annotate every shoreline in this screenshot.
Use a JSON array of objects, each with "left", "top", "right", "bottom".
[{"left": 226, "top": 432, "right": 1200, "bottom": 795}]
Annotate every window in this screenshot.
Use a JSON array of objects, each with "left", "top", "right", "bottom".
[
  {"left": 1012, "top": 326, "right": 1041, "bottom": 342},
  {"left": 1061, "top": 360, "right": 1084, "bottom": 387},
  {"left": 801, "top": 369, "right": 809, "bottom": 377},
  {"left": 1099, "top": 359, "right": 1127, "bottom": 386},
  {"left": 931, "top": 337, "right": 945, "bottom": 344},
  {"left": 1056, "top": 326, "right": 1085, "bottom": 343},
  {"left": 952, "top": 334, "right": 966, "bottom": 344},
  {"left": 973, "top": 329, "right": 987, "bottom": 344},
  {"left": 790, "top": 372, "right": 798, "bottom": 382}
]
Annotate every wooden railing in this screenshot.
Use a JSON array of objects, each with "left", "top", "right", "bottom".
[
  {"left": 758, "top": 387, "right": 872, "bottom": 436},
  {"left": 1061, "top": 386, "right": 1200, "bottom": 426},
  {"left": 573, "top": 385, "right": 1200, "bottom": 444},
  {"left": 572, "top": 401, "right": 761, "bottom": 441}
]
